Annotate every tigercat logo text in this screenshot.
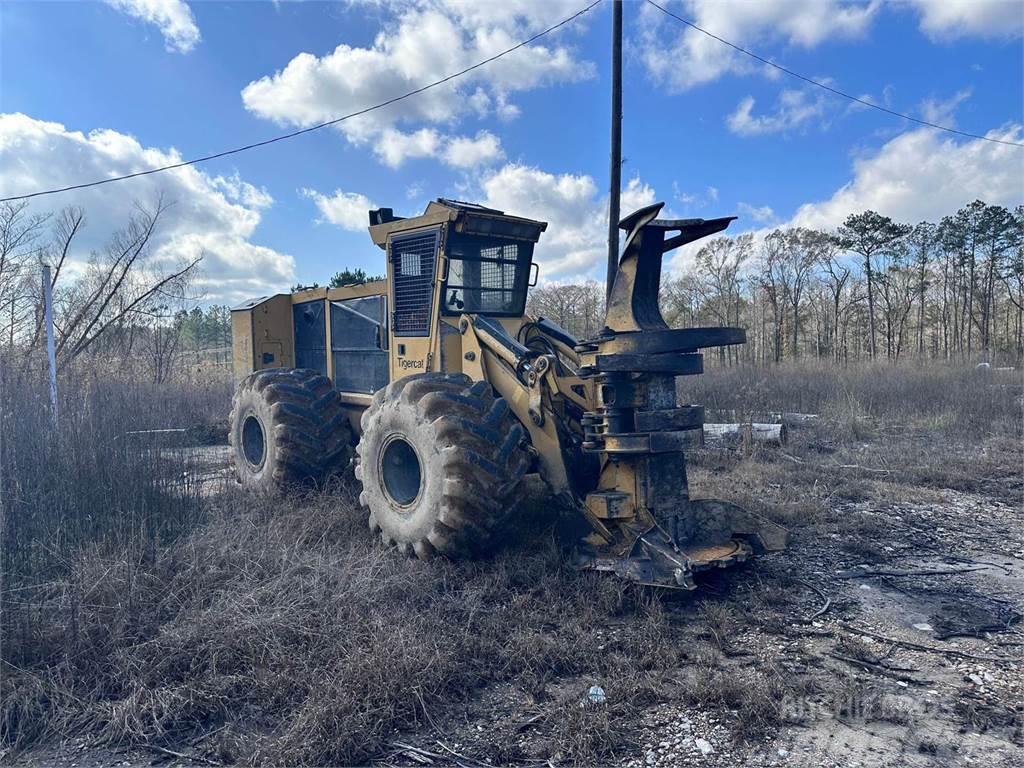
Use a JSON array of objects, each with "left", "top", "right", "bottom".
[{"left": 398, "top": 358, "right": 425, "bottom": 370}]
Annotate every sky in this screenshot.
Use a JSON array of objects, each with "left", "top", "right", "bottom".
[{"left": 1, "top": 0, "right": 1022, "bottom": 304}]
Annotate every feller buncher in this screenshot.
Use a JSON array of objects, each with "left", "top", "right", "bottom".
[{"left": 229, "top": 199, "right": 786, "bottom": 589}]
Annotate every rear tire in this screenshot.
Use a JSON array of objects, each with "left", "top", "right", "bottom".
[
  {"left": 355, "top": 373, "right": 529, "bottom": 559},
  {"left": 229, "top": 368, "right": 354, "bottom": 492}
]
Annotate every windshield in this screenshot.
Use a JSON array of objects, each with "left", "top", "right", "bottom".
[{"left": 442, "top": 233, "right": 533, "bottom": 316}]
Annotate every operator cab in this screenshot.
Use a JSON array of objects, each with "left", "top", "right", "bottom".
[{"left": 369, "top": 199, "right": 546, "bottom": 328}]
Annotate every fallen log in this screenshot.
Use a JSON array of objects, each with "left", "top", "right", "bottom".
[
  {"left": 778, "top": 411, "right": 820, "bottom": 425},
  {"left": 706, "top": 409, "right": 819, "bottom": 427},
  {"left": 701, "top": 422, "right": 788, "bottom": 447}
]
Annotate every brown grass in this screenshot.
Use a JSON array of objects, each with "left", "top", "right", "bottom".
[
  {"left": 3, "top": 359, "right": 1021, "bottom": 764},
  {"left": 0, "top": 365, "right": 230, "bottom": 587},
  {"left": 2, "top": 472, "right": 702, "bottom": 764},
  {"left": 689, "top": 360, "right": 1022, "bottom": 440},
  {"left": 688, "top": 361, "right": 1022, "bottom": 527}
]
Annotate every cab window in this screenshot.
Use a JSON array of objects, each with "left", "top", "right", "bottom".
[{"left": 443, "top": 234, "right": 533, "bottom": 317}]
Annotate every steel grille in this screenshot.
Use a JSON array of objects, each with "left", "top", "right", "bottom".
[{"left": 391, "top": 230, "right": 438, "bottom": 336}]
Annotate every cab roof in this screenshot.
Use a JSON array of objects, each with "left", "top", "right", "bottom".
[{"left": 368, "top": 198, "right": 547, "bottom": 249}]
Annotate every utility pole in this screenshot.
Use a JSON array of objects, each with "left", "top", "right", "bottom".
[
  {"left": 41, "top": 265, "right": 58, "bottom": 424},
  {"left": 606, "top": 0, "right": 623, "bottom": 300}
]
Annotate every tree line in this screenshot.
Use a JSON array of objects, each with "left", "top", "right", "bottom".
[
  {"left": 529, "top": 200, "right": 1024, "bottom": 366},
  {"left": 4, "top": 196, "right": 1020, "bottom": 386}
]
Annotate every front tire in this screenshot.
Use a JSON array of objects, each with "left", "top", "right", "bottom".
[
  {"left": 228, "top": 368, "right": 354, "bottom": 492},
  {"left": 355, "top": 373, "right": 529, "bottom": 559}
]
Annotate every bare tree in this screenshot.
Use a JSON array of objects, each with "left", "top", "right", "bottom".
[
  {"left": 0, "top": 202, "right": 49, "bottom": 349},
  {"left": 139, "top": 306, "right": 186, "bottom": 384},
  {"left": 756, "top": 231, "right": 787, "bottom": 363},
  {"left": 904, "top": 222, "right": 938, "bottom": 358},
  {"left": 1000, "top": 206, "right": 1024, "bottom": 357},
  {"left": 49, "top": 197, "right": 201, "bottom": 369},
  {"left": 693, "top": 234, "right": 751, "bottom": 364},
  {"left": 781, "top": 229, "right": 826, "bottom": 358},
  {"left": 875, "top": 241, "right": 917, "bottom": 360},
  {"left": 818, "top": 238, "right": 853, "bottom": 363},
  {"left": 654, "top": 199, "right": 1021, "bottom": 367},
  {"left": 0, "top": 197, "right": 205, "bottom": 379},
  {"left": 526, "top": 280, "right": 604, "bottom": 339},
  {"left": 661, "top": 271, "right": 703, "bottom": 328},
  {"left": 977, "top": 204, "right": 1017, "bottom": 357}
]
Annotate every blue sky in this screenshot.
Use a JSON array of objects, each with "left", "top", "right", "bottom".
[{"left": 1, "top": 0, "right": 1022, "bottom": 302}]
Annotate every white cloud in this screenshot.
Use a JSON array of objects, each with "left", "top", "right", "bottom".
[
  {"left": 494, "top": 93, "right": 522, "bottom": 121},
  {"left": 373, "top": 127, "right": 504, "bottom": 169},
  {"left": 727, "top": 89, "right": 828, "bottom": 136},
  {"left": 673, "top": 183, "right": 719, "bottom": 211},
  {"left": 667, "top": 123, "right": 1024, "bottom": 274},
  {"left": 789, "top": 124, "right": 1024, "bottom": 230},
  {"left": 640, "top": 0, "right": 879, "bottom": 90},
  {"left": 105, "top": 0, "right": 200, "bottom": 53},
  {"left": 443, "top": 131, "right": 505, "bottom": 169},
  {"left": 375, "top": 127, "right": 443, "bottom": 168},
  {"left": 919, "top": 88, "right": 972, "bottom": 125},
  {"left": 638, "top": 1, "right": 1019, "bottom": 91},
  {"left": 301, "top": 188, "right": 377, "bottom": 231},
  {"left": 211, "top": 172, "right": 274, "bottom": 210},
  {"left": 240, "top": 1, "right": 593, "bottom": 166},
  {"left": 480, "top": 164, "right": 600, "bottom": 277},
  {"left": 621, "top": 176, "right": 658, "bottom": 213},
  {"left": 737, "top": 202, "right": 776, "bottom": 223},
  {"left": 0, "top": 113, "right": 294, "bottom": 303},
  {"left": 477, "top": 167, "right": 740, "bottom": 280},
  {"left": 906, "top": 0, "right": 1024, "bottom": 39},
  {"left": 468, "top": 88, "right": 492, "bottom": 118},
  {"left": 479, "top": 165, "right": 667, "bottom": 279}
]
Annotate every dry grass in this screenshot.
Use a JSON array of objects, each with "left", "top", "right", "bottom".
[
  {"left": 688, "top": 361, "right": 1022, "bottom": 527},
  {"left": 1, "top": 365, "right": 230, "bottom": 587},
  {"left": 2, "top": 473, "right": 813, "bottom": 763},
  {"left": 1, "top": 483, "right": 698, "bottom": 764},
  {"left": 690, "top": 360, "right": 1022, "bottom": 440},
  {"left": 2, "top": 359, "right": 1021, "bottom": 764}
]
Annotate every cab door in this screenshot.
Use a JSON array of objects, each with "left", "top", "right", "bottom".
[{"left": 388, "top": 227, "right": 442, "bottom": 380}]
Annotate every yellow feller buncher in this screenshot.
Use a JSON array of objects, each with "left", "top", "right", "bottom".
[{"left": 229, "top": 199, "right": 786, "bottom": 588}]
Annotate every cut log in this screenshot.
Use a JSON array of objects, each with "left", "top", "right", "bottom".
[
  {"left": 778, "top": 412, "right": 819, "bottom": 425},
  {"left": 705, "top": 409, "right": 818, "bottom": 427},
  {"left": 702, "top": 422, "right": 788, "bottom": 447}
]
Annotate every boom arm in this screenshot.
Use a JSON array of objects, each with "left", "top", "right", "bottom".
[{"left": 456, "top": 315, "right": 594, "bottom": 497}]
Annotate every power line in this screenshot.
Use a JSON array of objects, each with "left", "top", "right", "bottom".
[
  {"left": 645, "top": 0, "right": 1024, "bottom": 149},
  {"left": 0, "top": 0, "right": 604, "bottom": 204}
]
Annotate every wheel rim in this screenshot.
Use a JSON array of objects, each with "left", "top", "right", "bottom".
[
  {"left": 241, "top": 414, "right": 266, "bottom": 469},
  {"left": 380, "top": 435, "right": 422, "bottom": 508}
]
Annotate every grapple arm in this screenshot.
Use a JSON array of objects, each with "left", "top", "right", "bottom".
[{"left": 606, "top": 203, "right": 736, "bottom": 334}]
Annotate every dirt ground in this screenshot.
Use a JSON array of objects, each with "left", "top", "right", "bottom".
[
  {"left": 375, "top": 437, "right": 1024, "bottom": 768},
  {"left": 4, "top": 422, "right": 1022, "bottom": 768}
]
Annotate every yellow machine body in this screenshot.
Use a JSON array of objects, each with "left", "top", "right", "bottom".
[{"left": 231, "top": 199, "right": 786, "bottom": 588}]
